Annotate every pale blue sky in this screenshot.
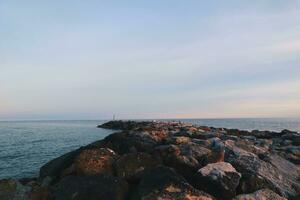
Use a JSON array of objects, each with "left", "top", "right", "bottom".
[{"left": 1, "top": 1, "right": 300, "bottom": 120}]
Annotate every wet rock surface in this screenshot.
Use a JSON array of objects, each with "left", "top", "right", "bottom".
[{"left": 1, "top": 120, "right": 300, "bottom": 199}]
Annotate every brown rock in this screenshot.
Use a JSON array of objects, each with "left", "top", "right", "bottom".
[
  {"left": 39, "top": 149, "right": 80, "bottom": 183},
  {"left": 99, "top": 131, "right": 160, "bottom": 154},
  {"left": 114, "top": 152, "right": 161, "bottom": 182},
  {"left": 234, "top": 189, "right": 287, "bottom": 200},
  {"left": 74, "top": 148, "right": 117, "bottom": 175},
  {"left": 132, "top": 166, "right": 214, "bottom": 200},
  {"left": 154, "top": 143, "right": 211, "bottom": 181}
]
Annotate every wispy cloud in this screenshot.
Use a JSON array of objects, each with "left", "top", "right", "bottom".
[{"left": 0, "top": 1, "right": 300, "bottom": 119}]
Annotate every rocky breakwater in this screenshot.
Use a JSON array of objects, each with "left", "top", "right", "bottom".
[{"left": 1, "top": 120, "right": 300, "bottom": 200}]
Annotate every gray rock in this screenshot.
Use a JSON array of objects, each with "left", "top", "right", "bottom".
[
  {"left": 154, "top": 143, "right": 211, "bottom": 181},
  {"left": 225, "top": 141, "right": 300, "bottom": 199},
  {"left": 258, "top": 153, "right": 300, "bottom": 179},
  {"left": 194, "top": 162, "right": 241, "bottom": 200}
]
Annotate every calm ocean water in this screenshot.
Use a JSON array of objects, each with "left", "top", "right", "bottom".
[{"left": 0, "top": 118, "right": 299, "bottom": 179}]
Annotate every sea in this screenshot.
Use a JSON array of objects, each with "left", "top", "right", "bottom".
[{"left": 0, "top": 118, "right": 299, "bottom": 179}]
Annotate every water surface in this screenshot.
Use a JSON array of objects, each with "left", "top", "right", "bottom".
[
  {"left": 0, "top": 120, "right": 113, "bottom": 179},
  {"left": 0, "top": 118, "right": 299, "bottom": 179}
]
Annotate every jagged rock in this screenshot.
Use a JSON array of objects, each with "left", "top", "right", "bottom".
[
  {"left": 50, "top": 175, "right": 128, "bottom": 200},
  {"left": 74, "top": 148, "right": 117, "bottom": 176},
  {"left": 225, "top": 141, "right": 300, "bottom": 199},
  {"left": 99, "top": 131, "right": 161, "bottom": 154},
  {"left": 39, "top": 149, "right": 80, "bottom": 182},
  {"left": 194, "top": 162, "right": 241, "bottom": 199},
  {"left": 165, "top": 136, "right": 191, "bottom": 145},
  {"left": 258, "top": 153, "right": 300, "bottom": 179},
  {"left": 6, "top": 120, "right": 300, "bottom": 200},
  {"left": 281, "top": 129, "right": 298, "bottom": 135},
  {"left": 154, "top": 143, "right": 211, "bottom": 181},
  {"left": 250, "top": 130, "right": 278, "bottom": 139},
  {"left": 114, "top": 152, "right": 161, "bottom": 182},
  {"left": 132, "top": 166, "right": 214, "bottom": 200},
  {"left": 274, "top": 146, "right": 300, "bottom": 164},
  {"left": 234, "top": 189, "right": 287, "bottom": 200},
  {"left": 220, "top": 135, "right": 239, "bottom": 141},
  {"left": 0, "top": 179, "right": 31, "bottom": 200},
  {"left": 234, "top": 140, "right": 269, "bottom": 155},
  {"left": 191, "top": 138, "right": 212, "bottom": 148},
  {"left": 280, "top": 132, "right": 300, "bottom": 145}
]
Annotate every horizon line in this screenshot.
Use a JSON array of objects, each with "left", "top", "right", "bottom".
[{"left": 1, "top": 116, "right": 299, "bottom": 122}]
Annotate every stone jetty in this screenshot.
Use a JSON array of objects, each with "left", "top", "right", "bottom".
[{"left": 1, "top": 120, "right": 300, "bottom": 200}]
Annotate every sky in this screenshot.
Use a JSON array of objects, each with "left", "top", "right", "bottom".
[{"left": 0, "top": 1, "right": 300, "bottom": 120}]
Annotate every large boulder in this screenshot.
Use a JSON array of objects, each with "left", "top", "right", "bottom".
[
  {"left": 225, "top": 140, "right": 300, "bottom": 199},
  {"left": 114, "top": 152, "right": 161, "bottom": 182},
  {"left": 0, "top": 179, "right": 30, "bottom": 200},
  {"left": 39, "top": 149, "right": 80, "bottom": 182},
  {"left": 154, "top": 143, "right": 211, "bottom": 181},
  {"left": 284, "top": 146, "right": 300, "bottom": 164},
  {"left": 233, "top": 139, "right": 270, "bottom": 155},
  {"left": 50, "top": 175, "right": 129, "bottom": 200},
  {"left": 194, "top": 162, "right": 241, "bottom": 199},
  {"left": 234, "top": 189, "right": 287, "bottom": 200},
  {"left": 98, "top": 131, "right": 161, "bottom": 154},
  {"left": 281, "top": 130, "right": 300, "bottom": 141},
  {"left": 132, "top": 166, "right": 214, "bottom": 200},
  {"left": 258, "top": 153, "right": 300, "bottom": 179},
  {"left": 73, "top": 148, "right": 117, "bottom": 176}
]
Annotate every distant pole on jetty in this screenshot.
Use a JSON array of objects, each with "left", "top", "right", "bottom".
[{"left": 113, "top": 114, "right": 116, "bottom": 121}]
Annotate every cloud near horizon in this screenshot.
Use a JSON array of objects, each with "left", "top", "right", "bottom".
[{"left": 0, "top": 1, "right": 300, "bottom": 120}]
